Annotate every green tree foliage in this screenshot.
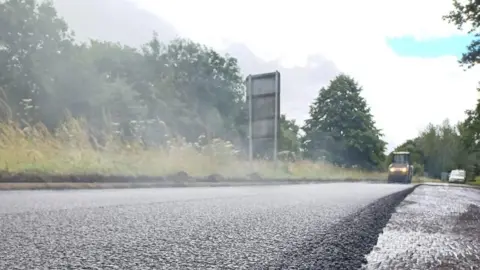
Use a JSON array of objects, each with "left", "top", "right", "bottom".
[
  {"left": 443, "top": 0, "right": 480, "bottom": 180},
  {"left": 459, "top": 84, "right": 480, "bottom": 153},
  {"left": 443, "top": 0, "right": 479, "bottom": 68},
  {"left": 278, "top": 114, "right": 301, "bottom": 154},
  {"left": 417, "top": 121, "right": 463, "bottom": 177},
  {"left": 302, "top": 74, "right": 386, "bottom": 169},
  {"left": 0, "top": 0, "right": 248, "bottom": 148},
  {"left": 0, "top": 0, "right": 76, "bottom": 124},
  {"left": 444, "top": 0, "right": 480, "bottom": 153}
]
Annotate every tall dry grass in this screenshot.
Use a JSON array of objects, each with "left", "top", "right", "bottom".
[{"left": 0, "top": 117, "right": 386, "bottom": 180}]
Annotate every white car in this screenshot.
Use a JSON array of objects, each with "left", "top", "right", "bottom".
[{"left": 448, "top": 169, "right": 466, "bottom": 183}]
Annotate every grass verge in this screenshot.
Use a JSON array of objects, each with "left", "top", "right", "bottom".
[
  {"left": 471, "top": 177, "right": 480, "bottom": 186},
  {"left": 0, "top": 119, "right": 386, "bottom": 187}
]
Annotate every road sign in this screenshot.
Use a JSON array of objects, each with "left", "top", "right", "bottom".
[{"left": 246, "top": 71, "right": 281, "bottom": 162}]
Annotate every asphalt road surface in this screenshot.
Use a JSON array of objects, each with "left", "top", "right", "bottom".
[{"left": 0, "top": 183, "right": 414, "bottom": 269}]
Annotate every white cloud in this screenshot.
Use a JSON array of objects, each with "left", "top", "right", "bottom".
[{"left": 132, "top": 0, "right": 479, "bottom": 150}]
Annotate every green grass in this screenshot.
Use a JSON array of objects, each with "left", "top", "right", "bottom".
[
  {"left": 0, "top": 118, "right": 386, "bottom": 180},
  {"left": 470, "top": 176, "right": 480, "bottom": 186}
]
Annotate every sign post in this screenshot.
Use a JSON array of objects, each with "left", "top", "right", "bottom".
[{"left": 246, "top": 71, "right": 281, "bottom": 166}]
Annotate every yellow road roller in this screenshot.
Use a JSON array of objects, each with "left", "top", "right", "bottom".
[{"left": 387, "top": 151, "right": 414, "bottom": 184}]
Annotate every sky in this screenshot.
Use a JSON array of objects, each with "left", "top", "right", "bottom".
[
  {"left": 131, "top": 0, "right": 479, "bottom": 151},
  {"left": 387, "top": 35, "right": 475, "bottom": 59}
]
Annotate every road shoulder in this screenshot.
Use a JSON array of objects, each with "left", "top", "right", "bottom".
[{"left": 362, "top": 184, "right": 480, "bottom": 269}]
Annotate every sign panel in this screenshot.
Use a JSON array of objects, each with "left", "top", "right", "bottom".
[
  {"left": 251, "top": 96, "right": 275, "bottom": 121},
  {"left": 246, "top": 71, "right": 281, "bottom": 161}
]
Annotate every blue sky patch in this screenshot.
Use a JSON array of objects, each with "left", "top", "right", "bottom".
[{"left": 387, "top": 35, "right": 474, "bottom": 58}]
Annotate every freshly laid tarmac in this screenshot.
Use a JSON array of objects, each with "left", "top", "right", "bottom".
[{"left": 0, "top": 183, "right": 411, "bottom": 269}]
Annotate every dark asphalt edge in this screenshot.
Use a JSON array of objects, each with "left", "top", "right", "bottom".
[
  {"left": 0, "top": 171, "right": 384, "bottom": 183},
  {"left": 0, "top": 170, "right": 388, "bottom": 190},
  {"left": 0, "top": 179, "right": 387, "bottom": 190},
  {"left": 272, "top": 185, "right": 418, "bottom": 270}
]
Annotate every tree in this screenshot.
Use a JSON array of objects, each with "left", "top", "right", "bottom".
[
  {"left": 444, "top": 0, "right": 480, "bottom": 180},
  {"left": 302, "top": 74, "right": 386, "bottom": 169},
  {"left": 0, "top": 0, "right": 250, "bottom": 151},
  {"left": 0, "top": 0, "right": 76, "bottom": 125},
  {"left": 417, "top": 120, "right": 462, "bottom": 177},
  {"left": 278, "top": 114, "right": 301, "bottom": 154},
  {"left": 443, "top": 0, "right": 479, "bottom": 69},
  {"left": 158, "top": 38, "right": 245, "bottom": 142}
]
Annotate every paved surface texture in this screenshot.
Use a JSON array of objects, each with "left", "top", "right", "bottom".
[
  {"left": 363, "top": 184, "right": 480, "bottom": 270},
  {"left": 0, "top": 183, "right": 411, "bottom": 269}
]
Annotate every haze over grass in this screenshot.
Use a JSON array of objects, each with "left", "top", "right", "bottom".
[{"left": 0, "top": 116, "right": 385, "bottom": 180}]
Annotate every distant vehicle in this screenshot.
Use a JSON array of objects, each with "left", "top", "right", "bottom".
[
  {"left": 387, "top": 151, "right": 414, "bottom": 184},
  {"left": 448, "top": 169, "right": 466, "bottom": 183}
]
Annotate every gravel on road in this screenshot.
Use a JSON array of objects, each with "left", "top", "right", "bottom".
[
  {"left": 0, "top": 183, "right": 412, "bottom": 270},
  {"left": 363, "top": 184, "right": 480, "bottom": 270}
]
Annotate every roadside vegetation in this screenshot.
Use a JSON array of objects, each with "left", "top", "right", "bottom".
[
  {"left": 472, "top": 177, "right": 480, "bottom": 186},
  {"left": 0, "top": 0, "right": 478, "bottom": 183},
  {"left": 0, "top": 0, "right": 388, "bottom": 180},
  {"left": 0, "top": 109, "right": 385, "bottom": 180}
]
